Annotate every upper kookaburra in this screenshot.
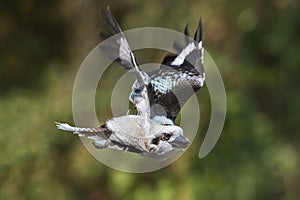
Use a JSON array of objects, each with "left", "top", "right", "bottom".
[{"left": 56, "top": 7, "right": 205, "bottom": 160}]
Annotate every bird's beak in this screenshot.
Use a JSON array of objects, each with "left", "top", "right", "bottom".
[{"left": 170, "top": 135, "right": 190, "bottom": 148}]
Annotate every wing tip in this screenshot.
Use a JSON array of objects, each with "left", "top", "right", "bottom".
[
  {"left": 194, "top": 18, "right": 203, "bottom": 43},
  {"left": 199, "top": 18, "right": 203, "bottom": 43},
  {"left": 101, "top": 5, "right": 123, "bottom": 34}
]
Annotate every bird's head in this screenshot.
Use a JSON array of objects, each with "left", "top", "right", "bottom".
[{"left": 147, "top": 124, "right": 190, "bottom": 158}]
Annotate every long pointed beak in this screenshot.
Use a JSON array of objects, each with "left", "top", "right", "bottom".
[{"left": 170, "top": 135, "right": 190, "bottom": 148}]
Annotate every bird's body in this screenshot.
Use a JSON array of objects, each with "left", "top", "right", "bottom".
[
  {"left": 56, "top": 115, "right": 189, "bottom": 158},
  {"left": 56, "top": 7, "right": 205, "bottom": 159},
  {"left": 146, "top": 65, "right": 205, "bottom": 121}
]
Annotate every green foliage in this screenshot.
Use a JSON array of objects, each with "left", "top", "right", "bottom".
[{"left": 1, "top": 0, "right": 299, "bottom": 199}]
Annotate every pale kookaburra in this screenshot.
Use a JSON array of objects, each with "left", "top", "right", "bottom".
[
  {"left": 56, "top": 115, "right": 190, "bottom": 159},
  {"left": 56, "top": 7, "right": 205, "bottom": 159}
]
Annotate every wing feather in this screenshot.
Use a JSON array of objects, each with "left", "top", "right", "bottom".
[{"left": 148, "top": 20, "right": 205, "bottom": 121}]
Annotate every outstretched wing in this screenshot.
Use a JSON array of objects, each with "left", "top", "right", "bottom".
[
  {"left": 100, "top": 7, "right": 136, "bottom": 71},
  {"left": 100, "top": 7, "right": 149, "bottom": 85},
  {"left": 148, "top": 20, "right": 205, "bottom": 121},
  {"left": 100, "top": 7, "right": 151, "bottom": 128}
]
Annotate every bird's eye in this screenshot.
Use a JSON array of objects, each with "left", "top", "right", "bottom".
[
  {"left": 162, "top": 133, "right": 172, "bottom": 141},
  {"left": 152, "top": 138, "right": 160, "bottom": 145}
]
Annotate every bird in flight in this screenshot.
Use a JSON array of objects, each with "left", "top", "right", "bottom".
[{"left": 56, "top": 7, "right": 205, "bottom": 160}]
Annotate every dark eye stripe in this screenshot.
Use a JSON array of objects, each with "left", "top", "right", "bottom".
[
  {"left": 152, "top": 138, "right": 160, "bottom": 145},
  {"left": 162, "top": 132, "right": 172, "bottom": 141}
]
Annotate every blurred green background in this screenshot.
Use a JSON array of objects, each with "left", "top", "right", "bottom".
[{"left": 1, "top": 0, "right": 299, "bottom": 199}]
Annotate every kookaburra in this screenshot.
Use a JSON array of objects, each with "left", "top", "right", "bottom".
[{"left": 56, "top": 7, "right": 205, "bottom": 159}]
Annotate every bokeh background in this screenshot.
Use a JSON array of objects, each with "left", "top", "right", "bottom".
[{"left": 1, "top": 0, "right": 299, "bottom": 199}]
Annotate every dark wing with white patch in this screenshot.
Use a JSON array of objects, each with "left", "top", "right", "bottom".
[
  {"left": 100, "top": 7, "right": 150, "bottom": 85},
  {"left": 162, "top": 20, "right": 204, "bottom": 80},
  {"left": 148, "top": 20, "right": 205, "bottom": 121},
  {"left": 100, "top": 7, "right": 137, "bottom": 70}
]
